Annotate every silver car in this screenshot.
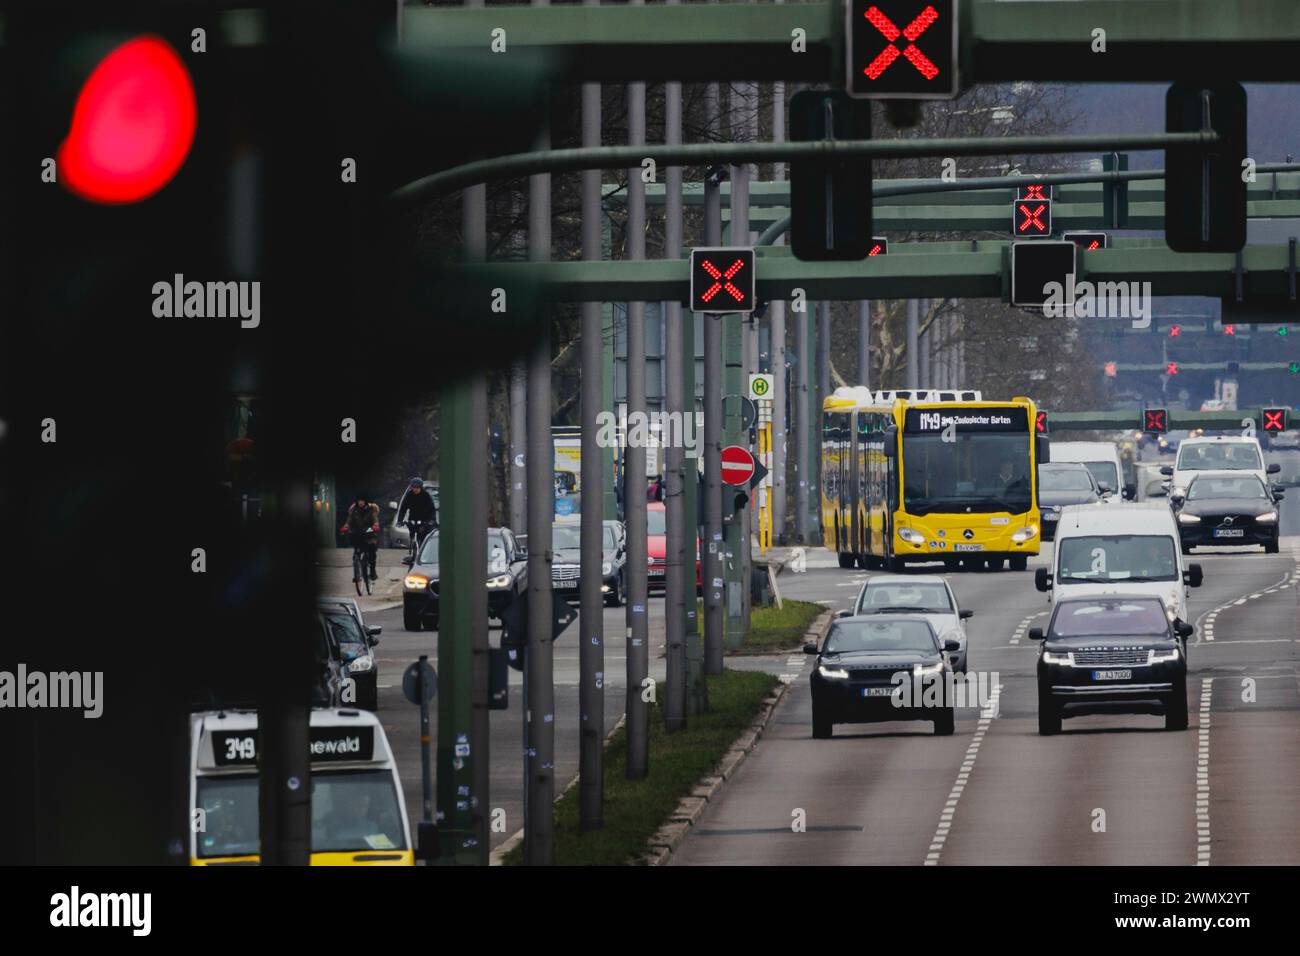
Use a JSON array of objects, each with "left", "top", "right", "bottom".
[{"left": 851, "top": 575, "right": 973, "bottom": 673}]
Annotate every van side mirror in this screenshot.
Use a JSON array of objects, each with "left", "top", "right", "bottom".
[
  {"left": 959, "top": 609, "right": 974, "bottom": 620},
  {"left": 1267, "top": 463, "right": 1281, "bottom": 474},
  {"left": 1027, "top": 627, "right": 1045, "bottom": 641},
  {"left": 1159, "top": 465, "right": 1174, "bottom": 476},
  {"left": 1123, "top": 482, "right": 1137, "bottom": 500},
  {"left": 1184, "top": 563, "right": 1203, "bottom": 588},
  {"left": 1034, "top": 567, "right": 1052, "bottom": 592}
]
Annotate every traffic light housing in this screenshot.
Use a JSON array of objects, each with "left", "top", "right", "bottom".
[
  {"left": 1262, "top": 408, "right": 1289, "bottom": 433},
  {"left": 1144, "top": 408, "right": 1169, "bottom": 434},
  {"left": 846, "top": 0, "right": 959, "bottom": 99},
  {"left": 869, "top": 237, "right": 889, "bottom": 256},
  {"left": 1011, "top": 240, "right": 1075, "bottom": 310},
  {"left": 1035, "top": 410, "right": 1049, "bottom": 435},
  {"left": 1064, "top": 231, "right": 1108, "bottom": 251},
  {"left": 1165, "top": 81, "right": 1247, "bottom": 252},
  {"left": 789, "top": 90, "right": 873, "bottom": 261},
  {"left": 690, "top": 247, "right": 756, "bottom": 313}
]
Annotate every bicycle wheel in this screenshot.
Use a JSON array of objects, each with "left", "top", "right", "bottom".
[{"left": 353, "top": 550, "right": 364, "bottom": 596}]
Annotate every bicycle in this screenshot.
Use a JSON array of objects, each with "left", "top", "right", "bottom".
[
  {"left": 343, "top": 527, "right": 378, "bottom": 596},
  {"left": 404, "top": 519, "right": 436, "bottom": 566}
]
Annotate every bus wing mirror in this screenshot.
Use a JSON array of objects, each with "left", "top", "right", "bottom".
[
  {"left": 1036, "top": 435, "right": 1050, "bottom": 465},
  {"left": 883, "top": 425, "right": 898, "bottom": 459}
]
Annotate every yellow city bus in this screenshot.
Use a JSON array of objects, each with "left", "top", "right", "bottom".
[{"left": 822, "top": 388, "right": 1047, "bottom": 572}]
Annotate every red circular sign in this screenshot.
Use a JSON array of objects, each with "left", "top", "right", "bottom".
[{"left": 720, "top": 445, "right": 755, "bottom": 486}]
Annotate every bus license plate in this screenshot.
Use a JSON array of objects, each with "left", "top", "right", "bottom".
[
  {"left": 1092, "top": 670, "right": 1131, "bottom": 681},
  {"left": 954, "top": 543, "right": 983, "bottom": 552},
  {"left": 1213, "top": 528, "right": 1244, "bottom": 538},
  {"left": 861, "top": 687, "right": 894, "bottom": 697}
]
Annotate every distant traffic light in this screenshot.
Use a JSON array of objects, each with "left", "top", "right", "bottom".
[
  {"left": 1262, "top": 408, "right": 1289, "bottom": 433},
  {"left": 1018, "top": 183, "right": 1052, "bottom": 202},
  {"left": 1165, "top": 81, "right": 1247, "bottom": 252},
  {"left": 789, "top": 90, "right": 873, "bottom": 261},
  {"left": 1168, "top": 325, "right": 1181, "bottom": 337},
  {"left": 1144, "top": 407, "right": 1169, "bottom": 434},
  {"left": 690, "top": 247, "right": 756, "bottom": 314},
  {"left": 1279, "top": 326, "right": 1290, "bottom": 338},
  {"left": 1035, "top": 410, "right": 1049, "bottom": 434},
  {"left": 1166, "top": 362, "right": 1180, "bottom": 376},
  {"left": 1013, "top": 198, "right": 1052, "bottom": 237},
  {"left": 1011, "top": 241, "right": 1075, "bottom": 310},
  {"left": 868, "top": 237, "right": 889, "bottom": 256},
  {"left": 1223, "top": 324, "right": 1236, "bottom": 335},
  {"left": 1064, "top": 231, "right": 1107, "bottom": 251},
  {"left": 846, "top": 0, "right": 958, "bottom": 99},
  {"left": 1104, "top": 362, "right": 1118, "bottom": 377},
  {"left": 1290, "top": 361, "right": 1300, "bottom": 375}
]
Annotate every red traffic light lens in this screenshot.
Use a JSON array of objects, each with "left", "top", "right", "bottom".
[{"left": 57, "top": 35, "right": 196, "bottom": 204}]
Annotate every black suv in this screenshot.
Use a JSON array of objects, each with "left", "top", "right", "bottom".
[
  {"left": 1030, "top": 595, "right": 1191, "bottom": 735},
  {"left": 806, "top": 615, "right": 960, "bottom": 738},
  {"left": 402, "top": 527, "right": 527, "bottom": 631}
]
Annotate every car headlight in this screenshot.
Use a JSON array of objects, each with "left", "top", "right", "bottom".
[
  {"left": 487, "top": 574, "right": 513, "bottom": 588},
  {"left": 602, "top": 561, "right": 613, "bottom": 575},
  {"left": 1042, "top": 649, "right": 1073, "bottom": 665},
  {"left": 914, "top": 661, "right": 945, "bottom": 676},
  {"left": 1011, "top": 525, "right": 1038, "bottom": 542},
  {"left": 345, "top": 655, "right": 374, "bottom": 673},
  {"left": 1177, "top": 513, "right": 1201, "bottom": 524},
  {"left": 1148, "top": 648, "right": 1181, "bottom": 664},
  {"left": 898, "top": 528, "right": 925, "bottom": 545},
  {"left": 404, "top": 574, "right": 430, "bottom": 590},
  {"left": 817, "top": 664, "right": 850, "bottom": 679},
  {"left": 1255, "top": 510, "right": 1278, "bottom": 524}
]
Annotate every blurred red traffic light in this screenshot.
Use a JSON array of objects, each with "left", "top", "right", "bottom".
[{"left": 57, "top": 35, "right": 196, "bottom": 204}]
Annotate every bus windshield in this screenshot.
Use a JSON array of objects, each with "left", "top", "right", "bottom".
[{"left": 902, "top": 431, "right": 1032, "bottom": 515}]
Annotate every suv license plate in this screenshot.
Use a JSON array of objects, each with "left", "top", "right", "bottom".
[
  {"left": 1092, "top": 669, "right": 1132, "bottom": 681},
  {"left": 861, "top": 687, "right": 894, "bottom": 697}
]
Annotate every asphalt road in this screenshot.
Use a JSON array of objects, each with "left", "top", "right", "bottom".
[{"left": 669, "top": 535, "right": 1300, "bottom": 866}]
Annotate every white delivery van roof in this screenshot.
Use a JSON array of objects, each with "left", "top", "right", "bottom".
[
  {"left": 1054, "top": 501, "right": 1177, "bottom": 538},
  {"left": 1049, "top": 441, "right": 1120, "bottom": 462}
]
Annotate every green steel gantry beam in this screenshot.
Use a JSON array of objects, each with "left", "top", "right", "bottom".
[
  {"left": 401, "top": 1, "right": 1300, "bottom": 82},
  {"left": 1050, "top": 409, "right": 1295, "bottom": 432},
  {"left": 455, "top": 239, "right": 1300, "bottom": 304}
]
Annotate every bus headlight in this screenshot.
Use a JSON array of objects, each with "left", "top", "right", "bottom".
[
  {"left": 1011, "top": 525, "right": 1038, "bottom": 543},
  {"left": 898, "top": 528, "right": 926, "bottom": 545}
]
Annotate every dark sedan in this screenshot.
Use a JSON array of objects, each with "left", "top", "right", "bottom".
[
  {"left": 1037, "top": 462, "right": 1103, "bottom": 541},
  {"left": 1173, "top": 472, "right": 1281, "bottom": 554},
  {"left": 1030, "top": 595, "right": 1191, "bottom": 735},
  {"left": 402, "top": 527, "right": 527, "bottom": 631},
  {"left": 806, "top": 616, "right": 960, "bottom": 738},
  {"left": 316, "top": 597, "right": 381, "bottom": 710},
  {"left": 550, "top": 519, "right": 628, "bottom": 607}
]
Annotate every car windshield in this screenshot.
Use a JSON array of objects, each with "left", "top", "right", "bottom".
[
  {"left": 418, "top": 531, "right": 507, "bottom": 569},
  {"left": 320, "top": 609, "right": 365, "bottom": 655},
  {"left": 823, "top": 619, "right": 938, "bottom": 654},
  {"left": 1051, "top": 600, "right": 1169, "bottom": 637},
  {"left": 1057, "top": 534, "right": 1178, "bottom": 582},
  {"left": 196, "top": 770, "right": 408, "bottom": 859},
  {"left": 1187, "top": 476, "right": 1268, "bottom": 500},
  {"left": 647, "top": 508, "right": 666, "bottom": 535},
  {"left": 1039, "top": 467, "right": 1095, "bottom": 492},
  {"left": 553, "top": 524, "right": 581, "bottom": 549},
  {"left": 1080, "top": 461, "right": 1118, "bottom": 490},
  {"left": 858, "top": 582, "right": 952, "bottom": 614},
  {"left": 1176, "top": 442, "right": 1262, "bottom": 471},
  {"left": 902, "top": 431, "right": 1032, "bottom": 515}
]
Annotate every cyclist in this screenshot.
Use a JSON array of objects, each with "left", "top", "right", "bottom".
[
  {"left": 397, "top": 477, "right": 438, "bottom": 559},
  {"left": 342, "top": 493, "right": 380, "bottom": 583}
]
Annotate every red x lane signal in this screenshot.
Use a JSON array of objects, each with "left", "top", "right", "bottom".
[
  {"left": 1169, "top": 325, "right": 1181, "bottom": 337},
  {"left": 1223, "top": 324, "right": 1236, "bottom": 336},
  {"left": 1064, "top": 231, "right": 1108, "bottom": 251},
  {"left": 1262, "top": 408, "right": 1289, "bottom": 432},
  {"left": 1013, "top": 199, "right": 1052, "bottom": 237},
  {"left": 1035, "top": 410, "right": 1048, "bottom": 434},
  {"left": 1166, "top": 362, "right": 1180, "bottom": 376},
  {"left": 1144, "top": 408, "right": 1168, "bottom": 434},
  {"left": 868, "top": 237, "right": 889, "bottom": 256},
  {"left": 1017, "top": 184, "right": 1050, "bottom": 202},
  {"left": 847, "top": 0, "right": 957, "bottom": 99},
  {"left": 690, "top": 247, "right": 756, "bottom": 314}
]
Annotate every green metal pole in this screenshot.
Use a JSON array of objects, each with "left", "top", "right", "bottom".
[
  {"left": 436, "top": 378, "right": 481, "bottom": 864},
  {"left": 683, "top": 308, "right": 707, "bottom": 714}
]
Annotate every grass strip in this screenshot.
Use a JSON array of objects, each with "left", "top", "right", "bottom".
[
  {"left": 502, "top": 668, "right": 779, "bottom": 866},
  {"left": 693, "top": 597, "right": 825, "bottom": 653}
]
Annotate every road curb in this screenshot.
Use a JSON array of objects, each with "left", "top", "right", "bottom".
[
  {"left": 639, "top": 608, "right": 833, "bottom": 866},
  {"left": 488, "top": 713, "right": 627, "bottom": 866}
]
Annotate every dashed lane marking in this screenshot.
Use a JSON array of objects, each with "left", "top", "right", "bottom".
[
  {"left": 1008, "top": 610, "right": 1049, "bottom": 646},
  {"left": 778, "top": 652, "right": 808, "bottom": 685},
  {"left": 1197, "top": 553, "right": 1300, "bottom": 643},
  {"left": 924, "top": 680, "right": 1002, "bottom": 866},
  {"left": 1196, "top": 678, "right": 1213, "bottom": 867}
]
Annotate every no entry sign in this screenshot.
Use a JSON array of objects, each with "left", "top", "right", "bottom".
[{"left": 720, "top": 445, "right": 756, "bottom": 486}]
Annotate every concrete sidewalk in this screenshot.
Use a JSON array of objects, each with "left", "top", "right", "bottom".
[{"left": 317, "top": 547, "right": 408, "bottom": 610}]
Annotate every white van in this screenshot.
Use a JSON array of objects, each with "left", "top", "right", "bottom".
[
  {"left": 1035, "top": 502, "right": 1203, "bottom": 627},
  {"left": 1162, "top": 435, "right": 1280, "bottom": 499},
  {"left": 1049, "top": 441, "right": 1134, "bottom": 501}
]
